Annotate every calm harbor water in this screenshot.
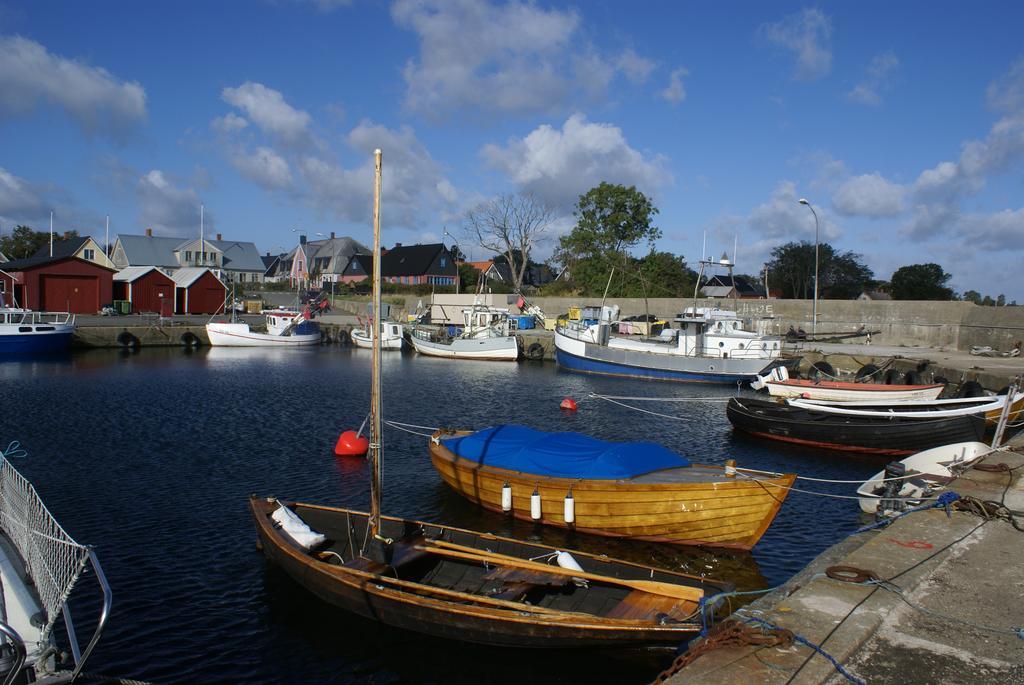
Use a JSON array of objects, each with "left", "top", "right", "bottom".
[{"left": 0, "top": 347, "right": 879, "bottom": 684}]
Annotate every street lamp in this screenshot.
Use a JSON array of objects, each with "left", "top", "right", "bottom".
[
  {"left": 443, "top": 228, "right": 460, "bottom": 295},
  {"left": 798, "top": 198, "right": 820, "bottom": 335}
]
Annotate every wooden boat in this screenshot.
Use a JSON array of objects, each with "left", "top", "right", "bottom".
[
  {"left": 856, "top": 441, "right": 993, "bottom": 514},
  {"left": 751, "top": 366, "right": 944, "bottom": 402},
  {"left": 787, "top": 391, "right": 1024, "bottom": 425},
  {"left": 252, "top": 150, "right": 728, "bottom": 649},
  {"left": 352, "top": 320, "right": 404, "bottom": 349},
  {"left": 726, "top": 397, "right": 987, "bottom": 456},
  {"left": 251, "top": 497, "right": 726, "bottom": 648},
  {"left": 428, "top": 425, "right": 796, "bottom": 550}
]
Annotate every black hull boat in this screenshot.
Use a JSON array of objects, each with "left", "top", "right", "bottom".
[{"left": 726, "top": 397, "right": 987, "bottom": 456}]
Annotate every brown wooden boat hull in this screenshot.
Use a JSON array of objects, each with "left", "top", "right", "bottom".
[
  {"left": 428, "top": 433, "right": 795, "bottom": 550},
  {"left": 250, "top": 497, "right": 719, "bottom": 648}
]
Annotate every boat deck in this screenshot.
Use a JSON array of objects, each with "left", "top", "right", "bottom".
[
  {"left": 0, "top": 533, "right": 47, "bottom": 661},
  {"left": 630, "top": 465, "right": 758, "bottom": 484}
]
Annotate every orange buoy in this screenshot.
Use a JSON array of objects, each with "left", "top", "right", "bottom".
[
  {"left": 334, "top": 430, "right": 369, "bottom": 457},
  {"left": 560, "top": 397, "right": 577, "bottom": 411}
]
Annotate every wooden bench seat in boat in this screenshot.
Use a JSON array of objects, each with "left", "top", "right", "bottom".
[
  {"left": 605, "top": 590, "right": 696, "bottom": 623},
  {"left": 484, "top": 566, "right": 570, "bottom": 601}
]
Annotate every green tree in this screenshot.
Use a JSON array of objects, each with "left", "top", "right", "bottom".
[
  {"left": 962, "top": 289, "right": 982, "bottom": 305},
  {"left": 765, "top": 241, "right": 873, "bottom": 299},
  {"left": 0, "top": 225, "right": 80, "bottom": 260},
  {"left": 556, "top": 182, "right": 660, "bottom": 294},
  {"left": 637, "top": 251, "right": 698, "bottom": 298},
  {"left": 457, "top": 261, "right": 479, "bottom": 290},
  {"left": 890, "top": 263, "right": 955, "bottom": 300}
]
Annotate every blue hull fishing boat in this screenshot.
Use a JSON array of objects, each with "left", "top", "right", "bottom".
[{"left": 0, "top": 308, "right": 75, "bottom": 357}]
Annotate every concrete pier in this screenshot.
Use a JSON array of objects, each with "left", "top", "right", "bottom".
[{"left": 664, "top": 440, "right": 1024, "bottom": 684}]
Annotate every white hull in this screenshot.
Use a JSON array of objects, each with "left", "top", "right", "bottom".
[
  {"left": 206, "top": 322, "right": 320, "bottom": 347},
  {"left": 857, "top": 441, "right": 993, "bottom": 514},
  {"left": 352, "top": 322, "right": 404, "bottom": 350},
  {"left": 409, "top": 333, "right": 519, "bottom": 361},
  {"left": 766, "top": 383, "right": 945, "bottom": 402}
]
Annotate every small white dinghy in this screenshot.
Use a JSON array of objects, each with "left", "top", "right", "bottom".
[
  {"left": 352, "top": 321, "right": 404, "bottom": 350},
  {"left": 856, "top": 441, "right": 994, "bottom": 514}
]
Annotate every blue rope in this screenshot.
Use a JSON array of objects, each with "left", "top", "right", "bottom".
[
  {"left": 854, "top": 491, "right": 961, "bottom": 533},
  {"left": 742, "top": 616, "right": 866, "bottom": 685},
  {"left": 1, "top": 441, "right": 27, "bottom": 460},
  {"left": 696, "top": 585, "right": 785, "bottom": 637}
]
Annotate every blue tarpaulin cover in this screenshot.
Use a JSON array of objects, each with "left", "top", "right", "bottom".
[{"left": 441, "top": 425, "right": 690, "bottom": 479}]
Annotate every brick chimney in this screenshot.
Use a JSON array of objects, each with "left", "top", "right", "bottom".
[
  {"left": 299, "top": 234, "right": 307, "bottom": 245},
  {"left": 394, "top": 243, "right": 402, "bottom": 249},
  {"left": 146, "top": 227, "right": 153, "bottom": 237},
  {"left": 216, "top": 233, "right": 222, "bottom": 241},
  {"left": 330, "top": 231, "right": 335, "bottom": 239}
]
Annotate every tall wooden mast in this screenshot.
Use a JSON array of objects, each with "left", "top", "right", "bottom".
[{"left": 369, "top": 149, "right": 384, "bottom": 540}]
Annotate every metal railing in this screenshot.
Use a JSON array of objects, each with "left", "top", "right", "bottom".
[{"left": 0, "top": 455, "right": 110, "bottom": 678}]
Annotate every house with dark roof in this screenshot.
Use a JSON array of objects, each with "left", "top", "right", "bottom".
[
  {"left": 110, "top": 229, "right": 266, "bottom": 284},
  {"left": 30, "top": 236, "right": 116, "bottom": 270},
  {"left": 277, "top": 233, "right": 370, "bottom": 286},
  {"left": 700, "top": 274, "right": 766, "bottom": 299},
  {"left": 340, "top": 243, "right": 458, "bottom": 287},
  {"left": 858, "top": 290, "right": 892, "bottom": 301}
]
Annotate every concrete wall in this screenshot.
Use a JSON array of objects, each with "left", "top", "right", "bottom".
[{"left": 332, "top": 293, "right": 1024, "bottom": 352}]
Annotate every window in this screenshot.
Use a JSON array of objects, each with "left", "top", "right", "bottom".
[
  {"left": 83, "top": 248, "right": 95, "bottom": 261},
  {"left": 239, "top": 273, "right": 246, "bottom": 282},
  {"left": 185, "top": 251, "right": 192, "bottom": 262},
  {"left": 440, "top": 257, "right": 447, "bottom": 268}
]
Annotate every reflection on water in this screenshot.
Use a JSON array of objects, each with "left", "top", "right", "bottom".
[{"left": 0, "top": 347, "right": 875, "bottom": 684}]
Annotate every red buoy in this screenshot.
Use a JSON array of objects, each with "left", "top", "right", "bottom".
[
  {"left": 334, "top": 430, "right": 369, "bottom": 457},
  {"left": 560, "top": 397, "right": 578, "bottom": 411}
]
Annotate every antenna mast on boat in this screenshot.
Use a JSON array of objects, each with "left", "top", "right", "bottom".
[{"left": 369, "top": 149, "right": 385, "bottom": 542}]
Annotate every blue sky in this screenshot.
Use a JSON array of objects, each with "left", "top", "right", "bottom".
[{"left": 2, "top": 1, "right": 1023, "bottom": 298}]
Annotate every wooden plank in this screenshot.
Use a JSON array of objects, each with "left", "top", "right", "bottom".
[{"left": 605, "top": 590, "right": 694, "bottom": 622}]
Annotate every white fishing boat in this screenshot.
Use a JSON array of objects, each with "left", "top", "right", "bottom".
[
  {"left": 857, "top": 441, "right": 993, "bottom": 514},
  {"left": 555, "top": 256, "right": 785, "bottom": 384},
  {"left": 207, "top": 307, "right": 321, "bottom": 347},
  {"left": 751, "top": 366, "right": 945, "bottom": 402},
  {"left": 352, "top": 320, "right": 404, "bottom": 350},
  {"left": 0, "top": 443, "right": 112, "bottom": 682},
  {"left": 409, "top": 303, "right": 519, "bottom": 361}
]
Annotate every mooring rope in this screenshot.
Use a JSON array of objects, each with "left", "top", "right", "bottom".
[
  {"left": 588, "top": 393, "right": 734, "bottom": 403},
  {"left": 383, "top": 420, "right": 438, "bottom": 437}
]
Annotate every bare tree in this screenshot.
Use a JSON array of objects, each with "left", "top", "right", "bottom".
[{"left": 463, "top": 193, "right": 554, "bottom": 292}]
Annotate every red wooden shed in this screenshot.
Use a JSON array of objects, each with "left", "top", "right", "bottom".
[
  {"left": 113, "top": 266, "right": 175, "bottom": 315},
  {"left": 0, "top": 255, "right": 114, "bottom": 313},
  {"left": 171, "top": 268, "right": 226, "bottom": 314}
]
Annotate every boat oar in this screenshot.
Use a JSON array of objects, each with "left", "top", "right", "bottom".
[{"left": 414, "top": 540, "right": 704, "bottom": 602}]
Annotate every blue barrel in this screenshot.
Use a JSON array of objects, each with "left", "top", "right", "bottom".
[{"left": 517, "top": 315, "right": 535, "bottom": 330}]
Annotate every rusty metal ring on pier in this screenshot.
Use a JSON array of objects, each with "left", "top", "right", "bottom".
[
  {"left": 825, "top": 565, "right": 879, "bottom": 584},
  {"left": 972, "top": 462, "right": 1011, "bottom": 473}
]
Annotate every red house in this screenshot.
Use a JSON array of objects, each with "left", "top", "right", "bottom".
[
  {"left": 0, "top": 255, "right": 114, "bottom": 313},
  {"left": 113, "top": 266, "right": 175, "bottom": 315},
  {"left": 171, "top": 267, "right": 226, "bottom": 314}
]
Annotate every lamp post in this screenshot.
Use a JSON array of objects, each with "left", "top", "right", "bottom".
[
  {"left": 443, "top": 228, "right": 460, "bottom": 294},
  {"left": 798, "top": 198, "right": 819, "bottom": 335}
]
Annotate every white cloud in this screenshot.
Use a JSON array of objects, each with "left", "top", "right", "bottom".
[
  {"left": 391, "top": 0, "right": 655, "bottom": 117},
  {"left": 660, "top": 67, "right": 689, "bottom": 104},
  {"left": 392, "top": 0, "right": 579, "bottom": 115},
  {"left": 832, "top": 173, "right": 905, "bottom": 217},
  {"left": 959, "top": 208, "right": 1024, "bottom": 250},
  {"left": 0, "top": 166, "right": 50, "bottom": 224},
  {"left": 616, "top": 49, "right": 655, "bottom": 85},
  {"left": 747, "top": 181, "right": 842, "bottom": 242},
  {"left": 297, "top": 120, "right": 458, "bottom": 229},
  {"left": 0, "top": 34, "right": 146, "bottom": 136},
  {"left": 757, "top": 8, "right": 832, "bottom": 82},
  {"left": 231, "top": 147, "right": 293, "bottom": 190},
  {"left": 481, "top": 113, "right": 670, "bottom": 208},
  {"left": 987, "top": 55, "right": 1024, "bottom": 112},
  {"left": 847, "top": 51, "right": 899, "bottom": 106},
  {"left": 221, "top": 82, "right": 312, "bottom": 145},
  {"left": 211, "top": 112, "right": 248, "bottom": 134},
  {"left": 137, "top": 170, "right": 204, "bottom": 235}
]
